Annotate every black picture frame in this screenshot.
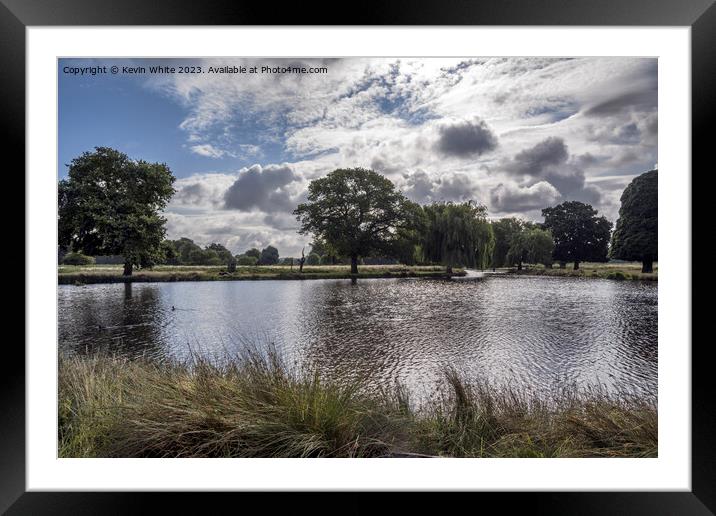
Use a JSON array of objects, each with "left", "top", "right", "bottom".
[{"left": 5, "top": 0, "right": 712, "bottom": 512}]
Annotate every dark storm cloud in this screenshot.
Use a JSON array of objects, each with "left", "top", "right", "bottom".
[
  {"left": 502, "top": 137, "right": 602, "bottom": 206},
  {"left": 435, "top": 118, "right": 498, "bottom": 158},
  {"left": 224, "top": 164, "right": 301, "bottom": 213},
  {"left": 506, "top": 137, "right": 568, "bottom": 176}
]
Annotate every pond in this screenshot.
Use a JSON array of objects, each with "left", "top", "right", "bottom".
[{"left": 58, "top": 274, "right": 658, "bottom": 399}]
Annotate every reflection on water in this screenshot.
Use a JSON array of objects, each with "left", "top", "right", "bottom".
[{"left": 58, "top": 275, "right": 657, "bottom": 398}]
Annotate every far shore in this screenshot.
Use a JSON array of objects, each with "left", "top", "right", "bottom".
[
  {"left": 58, "top": 264, "right": 465, "bottom": 285},
  {"left": 504, "top": 262, "right": 658, "bottom": 281}
]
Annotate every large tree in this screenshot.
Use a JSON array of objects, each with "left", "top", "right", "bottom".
[
  {"left": 610, "top": 170, "right": 658, "bottom": 273},
  {"left": 58, "top": 147, "right": 175, "bottom": 275},
  {"left": 491, "top": 217, "right": 529, "bottom": 269},
  {"left": 541, "top": 201, "right": 612, "bottom": 270},
  {"left": 506, "top": 227, "right": 555, "bottom": 270},
  {"left": 258, "top": 245, "right": 280, "bottom": 265},
  {"left": 421, "top": 201, "right": 494, "bottom": 273},
  {"left": 207, "top": 243, "right": 233, "bottom": 264},
  {"left": 294, "top": 168, "right": 415, "bottom": 274}
]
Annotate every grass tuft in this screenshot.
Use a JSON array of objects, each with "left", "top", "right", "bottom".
[{"left": 59, "top": 350, "right": 657, "bottom": 458}]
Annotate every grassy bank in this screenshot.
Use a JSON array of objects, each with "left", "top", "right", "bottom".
[
  {"left": 59, "top": 351, "right": 657, "bottom": 458},
  {"left": 507, "top": 262, "right": 658, "bottom": 281},
  {"left": 58, "top": 264, "right": 463, "bottom": 285}
]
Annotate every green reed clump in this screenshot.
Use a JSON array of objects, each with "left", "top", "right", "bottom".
[
  {"left": 59, "top": 349, "right": 408, "bottom": 458},
  {"left": 58, "top": 351, "right": 657, "bottom": 458}
]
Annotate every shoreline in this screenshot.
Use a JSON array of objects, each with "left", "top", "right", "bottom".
[
  {"left": 505, "top": 265, "right": 658, "bottom": 281},
  {"left": 58, "top": 266, "right": 465, "bottom": 285}
]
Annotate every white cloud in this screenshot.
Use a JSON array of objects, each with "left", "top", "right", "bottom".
[
  {"left": 189, "top": 144, "right": 232, "bottom": 158},
  {"left": 146, "top": 57, "right": 656, "bottom": 255}
]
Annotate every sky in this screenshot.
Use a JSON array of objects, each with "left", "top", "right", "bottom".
[{"left": 59, "top": 57, "right": 657, "bottom": 257}]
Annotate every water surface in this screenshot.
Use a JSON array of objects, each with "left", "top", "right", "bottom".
[{"left": 58, "top": 275, "right": 657, "bottom": 398}]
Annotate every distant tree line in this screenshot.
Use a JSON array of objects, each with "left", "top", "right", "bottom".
[
  {"left": 158, "top": 239, "right": 282, "bottom": 266},
  {"left": 58, "top": 148, "right": 657, "bottom": 275},
  {"left": 293, "top": 168, "right": 644, "bottom": 274}
]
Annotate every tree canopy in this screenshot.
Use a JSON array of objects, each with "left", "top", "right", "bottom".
[
  {"left": 491, "top": 217, "right": 529, "bottom": 269},
  {"left": 610, "top": 170, "right": 658, "bottom": 273},
  {"left": 258, "top": 245, "right": 280, "bottom": 265},
  {"left": 294, "top": 168, "right": 416, "bottom": 274},
  {"left": 58, "top": 147, "right": 175, "bottom": 275},
  {"left": 421, "top": 201, "right": 494, "bottom": 273},
  {"left": 506, "top": 227, "right": 555, "bottom": 269},
  {"left": 541, "top": 201, "right": 612, "bottom": 270}
]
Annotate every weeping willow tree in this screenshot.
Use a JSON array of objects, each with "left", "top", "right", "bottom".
[{"left": 421, "top": 201, "right": 495, "bottom": 273}]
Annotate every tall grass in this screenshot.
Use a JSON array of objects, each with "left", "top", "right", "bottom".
[{"left": 59, "top": 350, "right": 657, "bottom": 458}]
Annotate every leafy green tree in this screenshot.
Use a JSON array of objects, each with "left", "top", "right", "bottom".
[
  {"left": 244, "top": 248, "right": 261, "bottom": 260},
  {"left": 542, "top": 201, "right": 612, "bottom": 270},
  {"left": 58, "top": 147, "right": 176, "bottom": 275},
  {"left": 507, "top": 227, "right": 555, "bottom": 269},
  {"left": 491, "top": 217, "right": 528, "bottom": 269},
  {"left": 306, "top": 253, "right": 321, "bottom": 265},
  {"left": 206, "top": 243, "right": 233, "bottom": 264},
  {"left": 236, "top": 254, "right": 258, "bottom": 266},
  {"left": 171, "top": 238, "right": 202, "bottom": 264},
  {"left": 258, "top": 245, "right": 279, "bottom": 265},
  {"left": 159, "top": 240, "right": 180, "bottom": 265},
  {"left": 294, "top": 168, "right": 415, "bottom": 274},
  {"left": 310, "top": 239, "right": 339, "bottom": 264},
  {"left": 525, "top": 228, "right": 555, "bottom": 267},
  {"left": 610, "top": 170, "right": 658, "bottom": 273},
  {"left": 188, "top": 247, "right": 221, "bottom": 265},
  {"left": 421, "top": 201, "right": 494, "bottom": 273}
]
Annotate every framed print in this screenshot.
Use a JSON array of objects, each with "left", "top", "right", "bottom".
[{"left": 5, "top": 0, "right": 713, "bottom": 512}]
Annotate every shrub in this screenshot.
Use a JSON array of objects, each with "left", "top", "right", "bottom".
[
  {"left": 61, "top": 252, "right": 95, "bottom": 265},
  {"left": 306, "top": 253, "right": 321, "bottom": 265},
  {"left": 227, "top": 258, "right": 237, "bottom": 273}
]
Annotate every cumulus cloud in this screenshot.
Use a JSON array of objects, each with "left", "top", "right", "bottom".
[
  {"left": 401, "top": 170, "right": 481, "bottom": 204},
  {"left": 434, "top": 118, "right": 498, "bottom": 158},
  {"left": 170, "top": 173, "right": 238, "bottom": 210},
  {"left": 502, "top": 137, "right": 602, "bottom": 205},
  {"left": 490, "top": 181, "right": 561, "bottom": 212},
  {"left": 125, "top": 56, "right": 658, "bottom": 252},
  {"left": 506, "top": 137, "right": 568, "bottom": 176},
  {"left": 224, "top": 164, "right": 304, "bottom": 213}
]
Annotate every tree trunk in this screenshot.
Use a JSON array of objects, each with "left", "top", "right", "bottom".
[
  {"left": 350, "top": 254, "right": 358, "bottom": 275},
  {"left": 446, "top": 264, "right": 453, "bottom": 275},
  {"left": 123, "top": 261, "right": 133, "bottom": 276},
  {"left": 517, "top": 261, "right": 522, "bottom": 271},
  {"left": 546, "top": 262, "right": 553, "bottom": 269},
  {"left": 642, "top": 259, "right": 654, "bottom": 273},
  {"left": 573, "top": 261, "right": 580, "bottom": 270},
  {"left": 559, "top": 261, "right": 566, "bottom": 269}
]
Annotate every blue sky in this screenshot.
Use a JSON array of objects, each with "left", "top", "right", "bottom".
[{"left": 59, "top": 57, "right": 657, "bottom": 256}]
